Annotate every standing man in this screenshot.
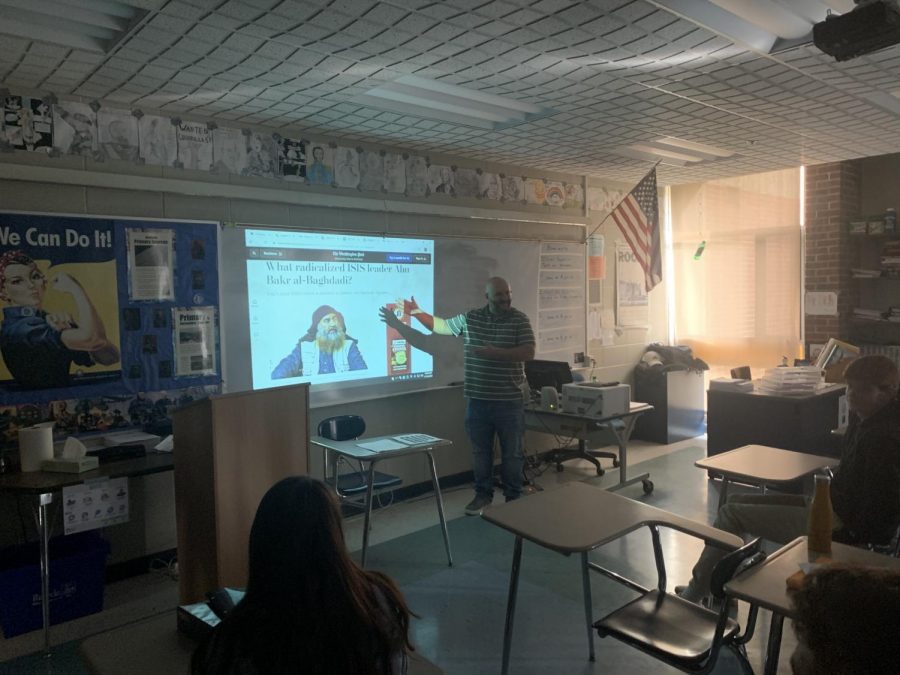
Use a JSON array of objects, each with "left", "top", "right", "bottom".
[{"left": 379, "top": 277, "right": 535, "bottom": 515}]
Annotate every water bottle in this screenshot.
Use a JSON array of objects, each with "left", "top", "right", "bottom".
[{"left": 807, "top": 473, "right": 833, "bottom": 556}]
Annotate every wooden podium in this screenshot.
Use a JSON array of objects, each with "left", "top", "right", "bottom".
[{"left": 172, "top": 384, "right": 310, "bottom": 603}]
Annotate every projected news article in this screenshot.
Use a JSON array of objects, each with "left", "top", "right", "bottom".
[{"left": 245, "top": 229, "right": 435, "bottom": 391}]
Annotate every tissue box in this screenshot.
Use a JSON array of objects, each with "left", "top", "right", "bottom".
[{"left": 40, "top": 457, "right": 99, "bottom": 474}]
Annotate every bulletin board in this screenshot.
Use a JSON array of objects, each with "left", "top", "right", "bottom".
[{"left": 0, "top": 211, "right": 220, "bottom": 436}]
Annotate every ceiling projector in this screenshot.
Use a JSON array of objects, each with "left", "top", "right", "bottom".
[{"left": 813, "top": 0, "right": 900, "bottom": 61}]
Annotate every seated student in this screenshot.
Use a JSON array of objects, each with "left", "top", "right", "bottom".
[
  {"left": 678, "top": 354, "right": 900, "bottom": 603},
  {"left": 192, "top": 476, "right": 415, "bottom": 675},
  {"left": 790, "top": 565, "right": 900, "bottom": 674}
]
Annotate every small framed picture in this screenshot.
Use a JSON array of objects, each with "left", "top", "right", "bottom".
[{"left": 807, "top": 342, "right": 826, "bottom": 362}]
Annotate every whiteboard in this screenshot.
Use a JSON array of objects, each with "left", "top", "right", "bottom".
[{"left": 219, "top": 227, "right": 584, "bottom": 401}]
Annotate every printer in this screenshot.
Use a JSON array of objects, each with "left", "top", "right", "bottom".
[{"left": 561, "top": 382, "right": 630, "bottom": 419}]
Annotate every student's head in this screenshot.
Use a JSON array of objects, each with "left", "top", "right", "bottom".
[
  {"left": 843, "top": 354, "right": 899, "bottom": 420},
  {"left": 485, "top": 276, "right": 512, "bottom": 314},
  {"left": 0, "top": 250, "right": 46, "bottom": 307},
  {"left": 245, "top": 476, "right": 345, "bottom": 601},
  {"left": 791, "top": 565, "right": 900, "bottom": 675},
  {"left": 312, "top": 145, "right": 324, "bottom": 161}
]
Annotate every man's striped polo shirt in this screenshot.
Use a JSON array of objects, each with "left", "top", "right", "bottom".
[{"left": 446, "top": 305, "right": 535, "bottom": 401}]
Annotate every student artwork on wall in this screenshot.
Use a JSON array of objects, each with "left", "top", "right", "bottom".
[
  {"left": 565, "top": 183, "right": 584, "bottom": 209},
  {"left": 242, "top": 131, "right": 276, "bottom": 178},
  {"left": 334, "top": 146, "right": 359, "bottom": 189},
  {"left": 52, "top": 102, "right": 98, "bottom": 158},
  {"left": 428, "top": 164, "right": 454, "bottom": 196},
  {"left": 2, "top": 96, "right": 53, "bottom": 153},
  {"left": 358, "top": 149, "right": 384, "bottom": 192},
  {"left": 405, "top": 155, "right": 428, "bottom": 197},
  {"left": 502, "top": 175, "right": 524, "bottom": 202},
  {"left": 0, "top": 211, "right": 220, "bottom": 407},
  {"left": 545, "top": 181, "right": 565, "bottom": 207},
  {"left": 383, "top": 152, "right": 406, "bottom": 194},
  {"left": 454, "top": 168, "right": 479, "bottom": 199},
  {"left": 278, "top": 137, "right": 306, "bottom": 181},
  {"left": 97, "top": 109, "right": 139, "bottom": 162},
  {"left": 138, "top": 114, "right": 177, "bottom": 167},
  {"left": 212, "top": 127, "right": 248, "bottom": 175},
  {"left": 306, "top": 142, "right": 334, "bottom": 186},
  {"left": 525, "top": 178, "right": 547, "bottom": 205},
  {"left": 478, "top": 172, "right": 501, "bottom": 200},
  {"left": 176, "top": 121, "right": 212, "bottom": 171}
]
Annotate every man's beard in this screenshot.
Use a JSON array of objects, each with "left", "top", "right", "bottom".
[{"left": 317, "top": 331, "right": 346, "bottom": 353}]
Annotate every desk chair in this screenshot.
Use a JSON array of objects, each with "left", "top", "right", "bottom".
[
  {"left": 730, "top": 366, "right": 752, "bottom": 380},
  {"left": 594, "top": 538, "right": 764, "bottom": 675},
  {"left": 318, "top": 415, "right": 402, "bottom": 507}
]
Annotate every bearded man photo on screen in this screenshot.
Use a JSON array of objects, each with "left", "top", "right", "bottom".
[{"left": 271, "top": 305, "right": 367, "bottom": 379}]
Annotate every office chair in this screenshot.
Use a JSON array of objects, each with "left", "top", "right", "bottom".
[
  {"left": 730, "top": 366, "right": 752, "bottom": 380},
  {"left": 594, "top": 538, "right": 764, "bottom": 675},
  {"left": 317, "top": 415, "right": 402, "bottom": 506}
]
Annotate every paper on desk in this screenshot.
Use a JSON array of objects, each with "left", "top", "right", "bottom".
[
  {"left": 62, "top": 436, "right": 87, "bottom": 459},
  {"left": 357, "top": 439, "right": 407, "bottom": 452}
]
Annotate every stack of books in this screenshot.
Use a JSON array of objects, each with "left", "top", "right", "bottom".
[
  {"left": 888, "top": 307, "right": 900, "bottom": 323},
  {"left": 709, "top": 377, "right": 754, "bottom": 393},
  {"left": 757, "top": 366, "right": 822, "bottom": 396},
  {"left": 883, "top": 240, "right": 900, "bottom": 277}
]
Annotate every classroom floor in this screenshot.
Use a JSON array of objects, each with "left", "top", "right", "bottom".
[{"left": 0, "top": 436, "right": 798, "bottom": 674}]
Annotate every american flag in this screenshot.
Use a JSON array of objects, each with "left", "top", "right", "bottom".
[{"left": 611, "top": 167, "right": 661, "bottom": 292}]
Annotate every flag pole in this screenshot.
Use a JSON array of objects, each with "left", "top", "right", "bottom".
[{"left": 585, "top": 161, "right": 661, "bottom": 242}]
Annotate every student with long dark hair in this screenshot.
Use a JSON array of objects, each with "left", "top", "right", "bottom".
[{"left": 192, "top": 476, "right": 415, "bottom": 675}]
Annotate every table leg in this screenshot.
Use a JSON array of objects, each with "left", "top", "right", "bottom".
[
  {"left": 360, "top": 462, "right": 376, "bottom": 568},
  {"left": 605, "top": 419, "right": 651, "bottom": 493},
  {"left": 36, "top": 491, "right": 53, "bottom": 655},
  {"left": 718, "top": 477, "right": 730, "bottom": 510},
  {"left": 426, "top": 451, "right": 453, "bottom": 567},
  {"left": 581, "top": 551, "right": 595, "bottom": 661},
  {"left": 501, "top": 536, "right": 523, "bottom": 675},
  {"left": 763, "top": 612, "right": 785, "bottom": 675}
]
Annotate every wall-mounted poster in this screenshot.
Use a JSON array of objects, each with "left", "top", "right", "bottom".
[
  {"left": 383, "top": 152, "right": 406, "bottom": 194},
  {"left": 52, "top": 102, "right": 98, "bottom": 157},
  {"left": 359, "top": 150, "right": 384, "bottom": 192},
  {"left": 126, "top": 228, "right": 175, "bottom": 302},
  {"left": 97, "top": 109, "right": 139, "bottom": 162},
  {"left": 545, "top": 181, "right": 565, "bottom": 207},
  {"left": 278, "top": 137, "right": 306, "bottom": 181},
  {"left": 565, "top": 182, "right": 584, "bottom": 209},
  {"left": 212, "top": 127, "right": 248, "bottom": 175},
  {"left": 0, "top": 214, "right": 121, "bottom": 396},
  {"left": 2, "top": 95, "right": 52, "bottom": 152},
  {"left": 174, "top": 306, "right": 217, "bottom": 376},
  {"left": 428, "top": 165, "right": 454, "bottom": 196},
  {"left": 478, "top": 172, "right": 501, "bottom": 200},
  {"left": 454, "top": 168, "right": 479, "bottom": 198},
  {"left": 138, "top": 114, "right": 176, "bottom": 167},
  {"left": 525, "top": 178, "right": 546, "bottom": 205},
  {"left": 306, "top": 142, "right": 334, "bottom": 186},
  {"left": 502, "top": 175, "right": 524, "bottom": 202},
  {"left": 616, "top": 240, "right": 649, "bottom": 327},
  {"left": 405, "top": 155, "right": 428, "bottom": 197},
  {"left": 334, "top": 146, "right": 359, "bottom": 189},
  {"left": 242, "top": 131, "right": 276, "bottom": 178},
  {"left": 176, "top": 121, "right": 212, "bottom": 171}
]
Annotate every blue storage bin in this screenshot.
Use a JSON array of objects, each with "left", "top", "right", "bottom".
[{"left": 0, "top": 532, "right": 110, "bottom": 637}]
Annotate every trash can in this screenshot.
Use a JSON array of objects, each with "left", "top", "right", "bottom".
[{"left": 0, "top": 532, "right": 110, "bottom": 637}]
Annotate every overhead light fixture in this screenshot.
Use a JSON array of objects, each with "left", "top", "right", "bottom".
[
  {"left": 356, "top": 75, "right": 556, "bottom": 130},
  {"left": 652, "top": 0, "right": 851, "bottom": 54},
  {"left": 613, "top": 137, "right": 734, "bottom": 166},
  {"left": 0, "top": 0, "right": 148, "bottom": 53}
]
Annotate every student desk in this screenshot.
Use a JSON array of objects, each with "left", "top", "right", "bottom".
[
  {"left": 481, "top": 481, "right": 742, "bottom": 675},
  {"left": 309, "top": 434, "right": 452, "bottom": 568},
  {"left": 79, "top": 611, "right": 446, "bottom": 674},
  {"left": 0, "top": 453, "right": 174, "bottom": 654},
  {"left": 725, "top": 536, "right": 900, "bottom": 675},
  {"left": 695, "top": 445, "right": 838, "bottom": 508},
  {"left": 524, "top": 402, "right": 654, "bottom": 494}
]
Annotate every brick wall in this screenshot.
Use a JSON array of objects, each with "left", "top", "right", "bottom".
[{"left": 804, "top": 161, "right": 860, "bottom": 345}]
